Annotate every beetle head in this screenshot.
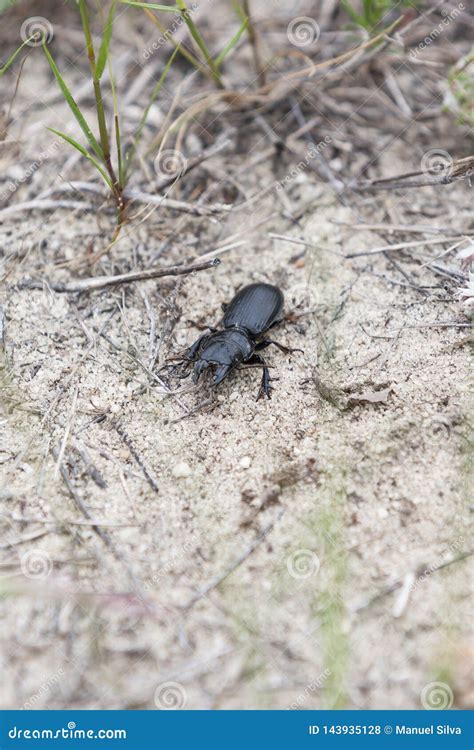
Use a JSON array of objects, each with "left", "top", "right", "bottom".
[{"left": 192, "top": 359, "right": 230, "bottom": 386}]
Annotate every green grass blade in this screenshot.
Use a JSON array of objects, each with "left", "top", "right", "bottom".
[
  {"left": 125, "top": 45, "right": 179, "bottom": 178},
  {"left": 47, "top": 127, "right": 112, "bottom": 188},
  {"left": 341, "top": 0, "right": 364, "bottom": 26},
  {"left": 96, "top": 0, "right": 117, "bottom": 80},
  {"left": 176, "top": 0, "right": 222, "bottom": 86},
  {"left": 215, "top": 18, "right": 248, "bottom": 68},
  {"left": 114, "top": 114, "right": 124, "bottom": 185},
  {"left": 42, "top": 43, "right": 104, "bottom": 161},
  {"left": 136, "top": 46, "right": 178, "bottom": 141},
  {"left": 0, "top": 38, "right": 31, "bottom": 76},
  {"left": 231, "top": 0, "right": 246, "bottom": 24},
  {"left": 107, "top": 53, "right": 124, "bottom": 185},
  {"left": 120, "top": 1, "right": 180, "bottom": 11},
  {"left": 141, "top": 7, "right": 209, "bottom": 80},
  {"left": 79, "top": 0, "right": 97, "bottom": 77}
]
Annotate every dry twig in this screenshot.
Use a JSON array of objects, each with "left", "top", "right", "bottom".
[{"left": 18, "top": 258, "right": 221, "bottom": 294}]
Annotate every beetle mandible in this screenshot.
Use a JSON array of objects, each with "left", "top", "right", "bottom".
[{"left": 176, "top": 282, "right": 298, "bottom": 399}]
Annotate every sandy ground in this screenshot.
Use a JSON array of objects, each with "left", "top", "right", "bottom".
[{"left": 0, "top": 0, "right": 473, "bottom": 711}]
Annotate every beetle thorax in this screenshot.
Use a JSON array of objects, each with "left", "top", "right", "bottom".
[{"left": 199, "top": 328, "right": 254, "bottom": 365}]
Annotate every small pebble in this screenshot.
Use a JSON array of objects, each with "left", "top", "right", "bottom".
[
  {"left": 172, "top": 462, "right": 192, "bottom": 479},
  {"left": 239, "top": 456, "right": 251, "bottom": 469}
]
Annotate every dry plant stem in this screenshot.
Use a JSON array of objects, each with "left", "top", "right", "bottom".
[
  {"left": 350, "top": 156, "right": 474, "bottom": 192},
  {"left": 52, "top": 444, "right": 150, "bottom": 600},
  {"left": 125, "top": 189, "right": 230, "bottom": 216},
  {"left": 51, "top": 446, "right": 106, "bottom": 538},
  {"left": 0, "top": 200, "right": 93, "bottom": 220},
  {"left": 333, "top": 221, "right": 474, "bottom": 235},
  {"left": 19, "top": 258, "right": 221, "bottom": 294},
  {"left": 154, "top": 138, "right": 231, "bottom": 190},
  {"left": 158, "top": 18, "right": 402, "bottom": 155},
  {"left": 242, "top": 0, "right": 266, "bottom": 86},
  {"left": 185, "top": 508, "right": 285, "bottom": 610},
  {"left": 354, "top": 551, "right": 474, "bottom": 614},
  {"left": 346, "top": 237, "right": 465, "bottom": 259},
  {"left": 36, "top": 182, "right": 231, "bottom": 217}
]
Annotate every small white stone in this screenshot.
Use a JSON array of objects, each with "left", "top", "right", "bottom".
[
  {"left": 239, "top": 456, "right": 251, "bottom": 469},
  {"left": 172, "top": 462, "right": 192, "bottom": 479},
  {"left": 229, "top": 391, "right": 239, "bottom": 402}
]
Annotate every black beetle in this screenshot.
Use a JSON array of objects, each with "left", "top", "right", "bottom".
[{"left": 175, "top": 282, "right": 298, "bottom": 399}]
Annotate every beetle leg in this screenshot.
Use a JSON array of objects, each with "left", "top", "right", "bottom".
[
  {"left": 247, "top": 354, "right": 272, "bottom": 400},
  {"left": 256, "top": 339, "right": 303, "bottom": 355},
  {"left": 158, "top": 359, "right": 191, "bottom": 378}
]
